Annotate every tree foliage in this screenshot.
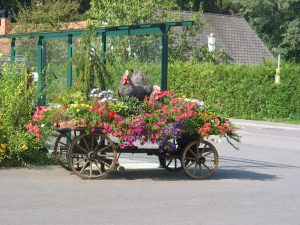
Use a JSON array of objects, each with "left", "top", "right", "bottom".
[
  {"left": 73, "top": 28, "right": 111, "bottom": 98},
  {"left": 15, "top": 0, "right": 82, "bottom": 32},
  {"left": 227, "top": 0, "right": 300, "bottom": 62},
  {"left": 87, "top": 0, "right": 178, "bottom": 26}
]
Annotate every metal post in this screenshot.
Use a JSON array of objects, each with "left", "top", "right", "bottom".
[
  {"left": 10, "top": 38, "right": 16, "bottom": 64},
  {"left": 38, "top": 36, "right": 46, "bottom": 106},
  {"left": 161, "top": 26, "right": 169, "bottom": 90},
  {"left": 101, "top": 32, "right": 107, "bottom": 64},
  {"left": 67, "top": 34, "right": 73, "bottom": 88}
]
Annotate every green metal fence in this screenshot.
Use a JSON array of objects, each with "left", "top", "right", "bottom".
[{"left": 0, "top": 21, "right": 193, "bottom": 105}]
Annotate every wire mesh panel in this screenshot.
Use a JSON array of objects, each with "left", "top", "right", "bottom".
[
  {"left": 44, "top": 38, "right": 68, "bottom": 103},
  {"left": 15, "top": 37, "right": 38, "bottom": 71},
  {"left": 106, "top": 34, "right": 161, "bottom": 91}
]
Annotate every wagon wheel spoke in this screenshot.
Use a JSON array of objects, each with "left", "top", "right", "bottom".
[
  {"left": 98, "top": 145, "right": 113, "bottom": 152},
  {"left": 72, "top": 157, "right": 87, "bottom": 165},
  {"left": 187, "top": 161, "right": 195, "bottom": 168},
  {"left": 201, "top": 144, "right": 207, "bottom": 154},
  {"left": 79, "top": 161, "right": 89, "bottom": 174},
  {"left": 89, "top": 162, "right": 93, "bottom": 177},
  {"left": 193, "top": 163, "right": 198, "bottom": 175},
  {"left": 203, "top": 163, "right": 211, "bottom": 171},
  {"left": 82, "top": 136, "right": 90, "bottom": 152},
  {"left": 166, "top": 159, "right": 173, "bottom": 167},
  {"left": 94, "top": 161, "right": 103, "bottom": 175},
  {"left": 74, "top": 143, "right": 89, "bottom": 153},
  {"left": 203, "top": 151, "right": 213, "bottom": 157},
  {"left": 98, "top": 160, "right": 112, "bottom": 168},
  {"left": 185, "top": 157, "right": 195, "bottom": 160},
  {"left": 94, "top": 144, "right": 112, "bottom": 153},
  {"left": 57, "top": 141, "right": 69, "bottom": 147},
  {"left": 188, "top": 148, "right": 197, "bottom": 158}
]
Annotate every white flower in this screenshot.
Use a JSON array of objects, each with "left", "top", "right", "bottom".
[
  {"left": 100, "top": 98, "right": 108, "bottom": 102},
  {"left": 41, "top": 124, "right": 45, "bottom": 128}
]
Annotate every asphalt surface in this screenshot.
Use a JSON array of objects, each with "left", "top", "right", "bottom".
[{"left": 1, "top": 119, "right": 300, "bottom": 225}]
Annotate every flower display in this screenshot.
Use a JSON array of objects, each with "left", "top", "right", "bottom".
[{"left": 27, "top": 89, "right": 239, "bottom": 151}]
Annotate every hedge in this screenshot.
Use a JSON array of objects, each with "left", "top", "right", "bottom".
[{"left": 108, "top": 61, "right": 300, "bottom": 122}]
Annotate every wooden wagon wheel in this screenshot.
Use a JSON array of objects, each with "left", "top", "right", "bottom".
[
  {"left": 158, "top": 153, "right": 183, "bottom": 172},
  {"left": 68, "top": 133, "right": 117, "bottom": 179},
  {"left": 158, "top": 139, "right": 190, "bottom": 172},
  {"left": 52, "top": 130, "right": 79, "bottom": 170},
  {"left": 182, "top": 140, "right": 219, "bottom": 179}
]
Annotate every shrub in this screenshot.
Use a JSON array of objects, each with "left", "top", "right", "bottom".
[
  {"left": 169, "top": 61, "right": 300, "bottom": 121},
  {"left": 0, "top": 63, "right": 50, "bottom": 166}
]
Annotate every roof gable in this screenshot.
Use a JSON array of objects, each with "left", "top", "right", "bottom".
[{"left": 195, "top": 13, "right": 274, "bottom": 64}]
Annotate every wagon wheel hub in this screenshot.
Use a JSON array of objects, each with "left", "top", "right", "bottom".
[
  {"left": 88, "top": 151, "right": 97, "bottom": 161},
  {"left": 198, "top": 157, "right": 206, "bottom": 164}
]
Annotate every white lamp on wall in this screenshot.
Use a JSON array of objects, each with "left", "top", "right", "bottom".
[{"left": 208, "top": 33, "right": 216, "bottom": 52}]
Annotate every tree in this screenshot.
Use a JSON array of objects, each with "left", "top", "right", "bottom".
[
  {"left": 279, "top": 18, "right": 300, "bottom": 62},
  {"left": 15, "top": 0, "right": 82, "bottom": 32},
  {"left": 0, "top": 0, "right": 31, "bottom": 18},
  {"left": 227, "top": 0, "right": 300, "bottom": 62},
  {"left": 87, "top": 0, "right": 178, "bottom": 26}
]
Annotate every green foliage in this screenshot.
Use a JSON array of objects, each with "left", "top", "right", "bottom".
[
  {"left": 88, "top": 0, "right": 178, "bottom": 26},
  {"left": 279, "top": 18, "right": 300, "bottom": 62},
  {"left": 48, "top": 88, "right": 86, "bottom": 105},
  {"left": 223, "top": 0, "right": 300, "bottom": 62},
  {"left": 88, "top": 0, "right": 203, "bottom": 65},
  {"left": 193, "top": 47, "right": 233, "bottom": 63},
  {"left": 15, "top": 0, "right": 82, "bottom": 32},
  {"left": 0, "top": 63, "right": 50, "bottom": 166},
  {"left": 73, "top": 28, "right": 112, "bottom": 98},
  {"left": 108, "top": 96, "right": 142, "bottom": 117},
  {"left": 168, "top": 61, "right": 300, "bottom": 121}
]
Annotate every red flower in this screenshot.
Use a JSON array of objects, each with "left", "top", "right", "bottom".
[{"left": 108, "top": 111, "right": 115, "bottom": 119}]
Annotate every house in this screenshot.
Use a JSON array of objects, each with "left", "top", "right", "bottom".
[{"left": 193, "top": 13, "right": 274, "bottom": 64}]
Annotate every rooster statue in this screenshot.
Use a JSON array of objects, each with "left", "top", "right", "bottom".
[{"left": 118, "top": 70, "right": 153, "bottom": 101}]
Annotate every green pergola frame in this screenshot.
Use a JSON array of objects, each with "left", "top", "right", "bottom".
[{"left": 0, "top": 21, "right": 193, "bottom": 105}]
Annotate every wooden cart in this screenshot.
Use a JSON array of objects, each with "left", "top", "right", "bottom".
[{"left": 52, "top": 128, "right": 219, "bottom": 180}]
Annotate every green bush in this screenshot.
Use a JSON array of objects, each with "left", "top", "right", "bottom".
[
  {"left": 108, "top": 61, "right": 300, "bottom": 122},
  {"left": 0, "top": 63, "right": 51, "bottom": 166},
  {"left": 170, "top": 61, "right": 300, "bottom": 121}
]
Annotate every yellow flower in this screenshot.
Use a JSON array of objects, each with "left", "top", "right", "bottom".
[
  {"left": 76, "top": 109, "right": 80, "bottom": 112},
  {"left": 0, "top": 144, "right": 8, "bottom": 149},
  {"left": 21, "top": 144, "right": 28, "bottom": 150}
]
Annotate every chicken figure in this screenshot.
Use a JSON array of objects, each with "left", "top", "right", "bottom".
[{"left": 118, "top": 70, "right": 153, "bottom": 101}]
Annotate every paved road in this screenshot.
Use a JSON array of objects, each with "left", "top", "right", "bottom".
[{"left": 1, "top": 119, "right": 300, "bottom": 225}]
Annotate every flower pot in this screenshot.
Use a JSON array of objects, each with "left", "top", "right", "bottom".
[
  {"left": 176, "top": 132, "right": 200, "bottom": 148},
  {"left": 58, "top": 120, "right": 77, "bottom": 129}
]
